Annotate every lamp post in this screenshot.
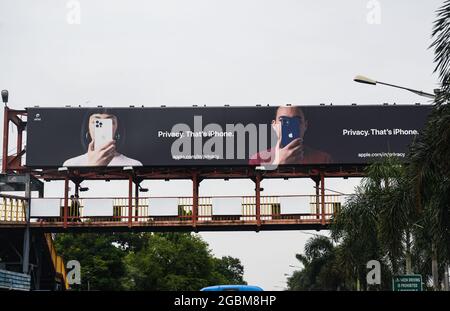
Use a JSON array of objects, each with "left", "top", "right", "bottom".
[
  {"left": 1, "top": 90, "right": 8, "bottom": 105},
  {"left": 353, "top": 75, "right": 436, "bottom": 99}
]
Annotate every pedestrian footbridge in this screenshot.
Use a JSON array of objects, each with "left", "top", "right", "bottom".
[{"left": 0, "top": 194, "right": 343, "bottom": 232}]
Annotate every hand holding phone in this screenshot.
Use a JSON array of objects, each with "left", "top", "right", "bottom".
[
  {"left": 94, "top": 118, "right": 113, "bottom": 150},
  {"left": 86, "top": 118, "right": 115, "bottom": 166},
  {"left": 87, "top": 140, "right": 116, "bottom": 166},
  {"left": 271, "top": 117, "right": 304, "bottom": 165}
]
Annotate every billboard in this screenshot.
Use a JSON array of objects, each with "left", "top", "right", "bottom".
[{"left": 25, "top": 105, "right": 432, "bottom": 168}]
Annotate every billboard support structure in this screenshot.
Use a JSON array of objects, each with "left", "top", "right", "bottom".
[
  {"left": 63, "top": 176, "right": 69, "bottom": 229},
  {"left": 3, "top": 105, "right": 428, "bottom": 231},
  {"left": 134, "top": 180, "right": 139, "bottom": 222},
  {"left": 128, "top": 175, "right": 132, "bottom": 228},
  {"left": 192, "top": 173, "right": 200, "bottom": 230},
  {"left": 320, "top": 172, "right": 326, "bottom": 225},
  {"left": 2, "top": 106, "right": 27, "bottom": 173},
  {"left": 314, "top": 177, "right": 320, "bottom": 220},
  {"left": 21, "top": 173, "right": 31, "bottom": 275},
  {"left": 74, "top": 181, "right": 80, "bottom": 198},
  {"left": 1, "top": 106, "right": 369, "bottom": 179},
  {"left": 255, "top": 173, "right": 262, "bottom": 230},
  {"left": 4, "top": 105, "right": 434, "bottom": 232}
]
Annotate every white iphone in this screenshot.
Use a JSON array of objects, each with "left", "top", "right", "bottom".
[{"left": 94, "top": 118, "right": 113, "bottom": 150}]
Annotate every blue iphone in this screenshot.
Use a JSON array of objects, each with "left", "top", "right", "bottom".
[{"left": 280, "top": 117, "right": 300, "bottom": 148}]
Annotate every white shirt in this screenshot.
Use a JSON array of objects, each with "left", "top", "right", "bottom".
[{"left": 63, "top": 153, "right": 143, "bottom": 167}]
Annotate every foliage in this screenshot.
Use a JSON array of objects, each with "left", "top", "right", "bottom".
[
  {"left": 289, "top": 1, "right": 450, "bottom": 291},
  {"left": 287, "top": 235, "right": 349, "bottom": 291},
  {"left": 55, "top": 232, "right": 246, "bottom": 291},
  {"left": 54, "top": 233, "right": 127, "bottom": 290}
]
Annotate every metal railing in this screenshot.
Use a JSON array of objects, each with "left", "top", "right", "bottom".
[
  {"left": 0, "top": 194, "right": 26, "bottom": 222},
  {"left": 0, "top": 194, "right": 342, "bottom": 225}
]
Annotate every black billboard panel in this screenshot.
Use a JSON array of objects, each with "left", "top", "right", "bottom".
[{"left": 25, "top": 105, "right": 432, "bottom": 168}]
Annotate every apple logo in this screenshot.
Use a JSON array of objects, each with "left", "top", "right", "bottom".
[{"left": 288, "top": 133, "right": 293, "bottom": 138}]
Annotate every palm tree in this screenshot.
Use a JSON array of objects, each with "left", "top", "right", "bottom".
[
  {"left": 331, "top": 158, "right": 413, "bottom": 289},
  {"left": 330, "top": 2, "right": 450, "bottom": 291},
  {"left": 331, "top": 185, "right": 381, "bottom": 289},
  {"left": 431, "top": 0, "right": 450, "bottom": 103},
  {"left": 407, "top": 0, "right": 450, "bottom": 290},
  {"left": 287, "top": 235, "right": 348, "bottom": 291}
]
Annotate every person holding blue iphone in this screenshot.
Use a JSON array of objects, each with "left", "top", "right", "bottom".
[{"left": 249, "top": 105, "right": 332, "bottom": 165}]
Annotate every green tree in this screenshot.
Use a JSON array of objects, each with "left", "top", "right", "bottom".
[
  {"left": 54, "top": 232, "right": 246, "bottom": 291},
  {"left": 124, "top": 233, "right": 214, "bottom": 290},
  {"left": 292, "top": 1, "right": 450, "bottom": 292},
  {"left": 408, "top": 0, "right": 450, "bottom": 289},
  {"left": 121, "top": 232, "right": 247, "bottom": 290},
  {"left": 210, "top": 256, "right": 246, "bottom": 285},
  {"left": 54, "top": 233, "right": 127, "bottom": 290},
  {"left": 287, "top": 235, "right": 348, "bottom": 291},
  {"left": 330, "top": 158, "right": 412, "bottom": 290}
]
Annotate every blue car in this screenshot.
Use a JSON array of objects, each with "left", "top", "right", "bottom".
[{"left": 200, "top": 285, "right": 264, "bottom": 291}]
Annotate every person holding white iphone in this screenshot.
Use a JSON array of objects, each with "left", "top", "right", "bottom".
[{"left": 63, "top": 112, "right": 143, "bottom": 167}]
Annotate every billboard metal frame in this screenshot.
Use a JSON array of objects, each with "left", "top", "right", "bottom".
[{"left": 2, "top": 106, "right": 369, "bottom": 230}]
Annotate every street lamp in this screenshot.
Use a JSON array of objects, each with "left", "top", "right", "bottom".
[
  {"left": 1, "top": 90, "right": 8, "bottom": 106},
  {"left": 353, "top": 75, "right": 436, "bottom": 99}
]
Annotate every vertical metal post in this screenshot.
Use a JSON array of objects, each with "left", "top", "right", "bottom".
[
  {"left": 17, "top": 125, "right": 23, "bottom": 167},
  {"left": 2, "top": 106, "right": 9, "bottom": 172},
  {"left": 192, "top": 173, "right": 199, "bottom": 228},
  {"left": 134, "top": 181, "right": 139, "bottom": 222},
  {"left": 255, "top": 173, "right": 261, "bottom": 229},
  {"left": 315, "top": 179, "right": 320, "bottom": 219},
  {"left": 74, "top": 182, "right": 80, "bottom": 222},
  {"left": 74, "top": 182, "right": 80, "bottom": 197},
  {"left": 63, "top": 177, "right": 69, "bottom": 228},
  {"left": 128, "top": 175, "right": 132, "bottom": 228},
  {"left": 320, "top": 172, "right": 325, "bottom": 226},
  {"left": 33, "top": 240, "right": 42, "bottom": 290},
  {"left": 22, "top": 173, "right": 31, "bottom": 274}
]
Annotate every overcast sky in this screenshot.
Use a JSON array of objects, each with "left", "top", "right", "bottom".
[{"left": 0, "top": 0, "right": 443, "bottom": 290}]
